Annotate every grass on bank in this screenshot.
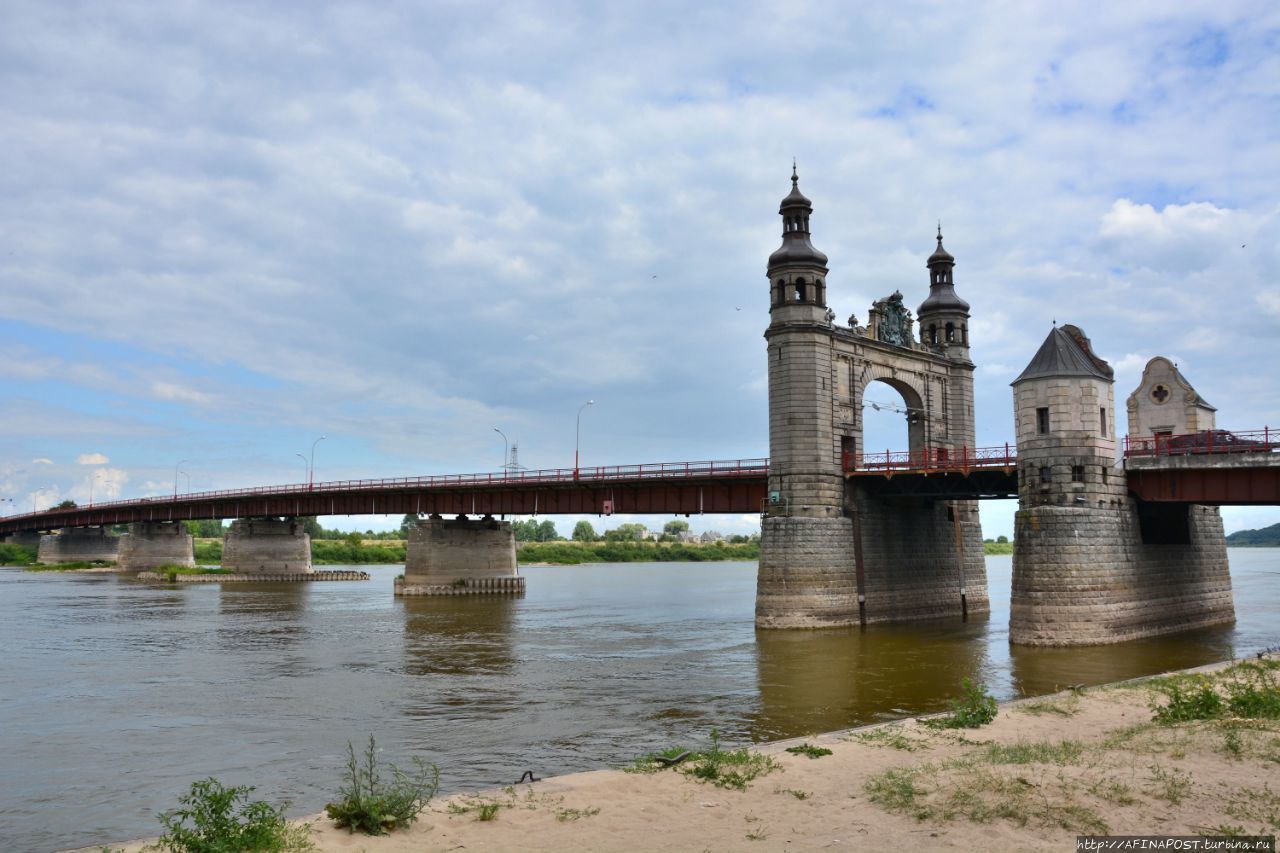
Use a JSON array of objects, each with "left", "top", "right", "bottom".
[
  {"left": 863, "top": 658, "right": 1280, "bottom": 836},
  {"left": 25, "top": 560, "right": 114, "bottom": 571},
  {"left": 626, "top": 729, "right": 779, "bottom": 790}
]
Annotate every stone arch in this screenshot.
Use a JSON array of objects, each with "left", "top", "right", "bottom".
[{"left": 858, "top": 374, "right": 927, "bottom": 455}]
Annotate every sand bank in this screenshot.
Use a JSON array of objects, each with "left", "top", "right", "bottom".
[{"left": 101, "top": 655, "right": 1279, "bottom": 852}]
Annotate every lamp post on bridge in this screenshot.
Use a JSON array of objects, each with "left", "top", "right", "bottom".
[
  {"left": 295, "top": 452, "right": 309, "bottom": 485},
  {"left": 174, "top": 460, "right": 188, "bottom": 500},
  {"left": 178, "top": 469, "right": 190, "bottom": 494},
  {"left": 0, "top": 497, "right": 12, "bottom": 516},
  {"left": 309, "top": 436, "right": 326, "bottom": 492},
  {"left": 574, "top": 400, "right": 594, "bottom": 481},
  {"left": 493, "top": 427, "right": 509, "bottom": 476}
]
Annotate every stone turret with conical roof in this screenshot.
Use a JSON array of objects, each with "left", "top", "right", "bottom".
[
  {"left": 768, "top": 164, "right": 829, "bottom": 325},
  {"left": 917, "top": 225, "right": 971, "bottom": 362},
  {"left": 1009, "top": 322, "right": 1232, "bottom": 646},
  {"left": 1011, "top": 323, "right": 1119, "bottom": 507}
]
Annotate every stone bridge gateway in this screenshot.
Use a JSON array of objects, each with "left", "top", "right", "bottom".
[{"left": 5, "top": 171, "right": 1278, "bottom": 644}]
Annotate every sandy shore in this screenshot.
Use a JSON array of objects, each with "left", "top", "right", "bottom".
[{"left": 99, "top": 654, "right": 1279, "bottom": 852}]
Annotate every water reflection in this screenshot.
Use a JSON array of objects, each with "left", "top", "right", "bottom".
[
  {"left": 399, "top": 595, "right": 517, "bottom": 676},
  {"left": 216, "top": 582, "right": 312, "bottom": 651},
  {"left": 1009, "top": 624, "right": 1236, "bottom": 695},
  {"left": 751, "top": 613, "right": 993, "bottom": 739}
]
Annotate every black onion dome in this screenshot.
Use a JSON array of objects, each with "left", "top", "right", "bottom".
[
  {"left": 779, "top": 167, "right": 812, "bottom": 211},
  {"left": 927, "top": 233, "right": 954, "bottom": 265},
  {"left": 768, "top": 166, "right": 828, "bottom": 269},
  {"left": 918, "top": 228, "right": 968, "bottom": 314}
]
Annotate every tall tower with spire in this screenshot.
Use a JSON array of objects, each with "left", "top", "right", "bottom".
[{"left": 757, "top": 167, "right": 858, "bottom": 627}]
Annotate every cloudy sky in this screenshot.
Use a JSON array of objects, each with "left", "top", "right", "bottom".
[{"left": 2, "top": 1, "right": 1277, "bottom": 538}]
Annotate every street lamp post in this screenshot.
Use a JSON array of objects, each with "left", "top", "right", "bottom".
[
  {"left": 295, "top": 452, "right": 309, "bottom": 484},
  {"left": 575, "top": 400, "right": 594, "bottom": 480},
  {"left": 89, "top": 469, "right": 98, "bottom": 506},
  {"left": 493, "top": 427, "right": 509, "bottom": 476},
  {"left": 309, "top": 436, "right": 326, "bottom": 491},
  {"left": 179, "top": 470, "right": 190, "bottom": 494},
  {"left": 174, "top": 460, "right": 188, "bottom": 500}
]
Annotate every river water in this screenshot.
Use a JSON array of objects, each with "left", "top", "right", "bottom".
[{"left": 2, "top": 552, "right": 1278, "bottom": 851}]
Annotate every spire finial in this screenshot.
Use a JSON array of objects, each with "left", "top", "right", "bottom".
[
  {"left": 791, "top": 159, "right": 798, "bottom": 184},
  {"left": 937, "top": 220, "right": 943, "bottom": 243}
]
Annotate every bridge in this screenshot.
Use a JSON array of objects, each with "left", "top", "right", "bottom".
[
  {"left": 5, "top": 171, "right": 1279, "bottom": 646},
  {"left": 0, "top": 459, "right": 770, "bottom": 536}
]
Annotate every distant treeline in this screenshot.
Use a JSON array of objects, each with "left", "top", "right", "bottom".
[
  {"left": 0, "top": 544, "right": 36, "bottom": 565},
  {"left": 517, "top": 540, "right": 760, "bottom": 565},
  {"left": 1225, "top": 522, "right": 1280, "bottom": 547},
  {"left": 194, "top": 540, "right": 407, "bottom": 565}
]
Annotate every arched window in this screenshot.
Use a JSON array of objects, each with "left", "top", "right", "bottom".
[
  {"left": 928, "top": 324, "right": 938, "bottom": 344},
  {"left": 945, "top": 322, "right": 955, "bottom": 342},
  {"left": 794, "top": 278, "right": 806, "bottom": 301}
]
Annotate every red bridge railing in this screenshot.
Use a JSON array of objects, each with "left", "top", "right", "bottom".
[
  {"left": 846, "top": 444, "right": 1017, "bottom": 474},
  {"left": 1124, "top": 428, "right": 1277, "bottom": 459},
  {"left": 3, "top": 458, "right": 770, "bottom": 524}
]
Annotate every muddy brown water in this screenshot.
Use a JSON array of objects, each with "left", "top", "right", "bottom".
[{"left": 1, "top": 552, "right": 1277, "bottom": 851}]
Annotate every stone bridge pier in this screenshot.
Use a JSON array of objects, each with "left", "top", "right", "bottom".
[
  {"left": 222, "top": 518, "right": 312, "bottom": 574},
  {"left": 1009, "top": 331, "right": 1233, "bottom": 646},
  {"left": 117, "top": 522, "right": 194, "bottom": 571},
  {"left": 395, "top": 515, "right": 524, "bottom": 596},
  {"left": 37, "top": 527, "right": 121, "bottom": 564},
  {"left": 4, "top": 531, "right": 42, "bottom": 549}
]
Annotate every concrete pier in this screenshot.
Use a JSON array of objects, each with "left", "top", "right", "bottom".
[
  {"left": 396, "top": 515, "right": 524, "bottom": 596},
  {"left": 221, "top": 518, "right": 312, "bottom": 574},
  {"left": 37, "top": 527, "right": 120, "bottom": 564},
  {"left": 116, "top": 522, "right": 194, "bottom": 571},
  {"left": 4, "top": 531, "right": 42, "bottom": 549}
]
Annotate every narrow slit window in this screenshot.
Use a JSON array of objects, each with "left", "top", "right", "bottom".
[
  {"left": 1036, "top": 407, "right": 1050, "bottom": 435},
  {"left": 1100, "top": 407, "right": 1107, "bottom": 437},
  {"left": 1071, "top": 465, "right": 1085, "bottom": 483}
]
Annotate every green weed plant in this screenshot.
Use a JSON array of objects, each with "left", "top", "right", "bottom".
[
  {"left": 151, "top": 778, "right": 311, "bottom": 852},
  {"left": 325, "top": 735, "right": 439, "bottom": 835}
]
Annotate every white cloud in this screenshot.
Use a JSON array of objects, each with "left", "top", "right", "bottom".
[
  {"left": 150, "top": 381, "right": 213, "bottom": 407},
  {"left": 75, "top": 453, "right": 109, "bottom": 465},
  {"left": 31, "top": 458, "right": 53, "bottom": 465},
  {"left": 0, "top": 1, "right": 1276, "bottom": 530}
]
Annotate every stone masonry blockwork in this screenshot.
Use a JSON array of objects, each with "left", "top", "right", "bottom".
[
  {"left": 222, "top": 518, "right": 313, "bottom": 574},
  {"left": 398, "top": 516, "right": 521, "bottom": 596},
  {"left": 37, "top": 528, "right": 120, "bottom": 564},
  {"left": 1010, "top": 502, "right": 1233, "bottom": 646},
  {"left": 117, "top": 522, "right": 195, "bottom": 571},
  {"left": 855, "top": 493, "right": 990, "bottom": 624},
  {"left": 757, "top": 516, "right": 859, "bottom": 627}
]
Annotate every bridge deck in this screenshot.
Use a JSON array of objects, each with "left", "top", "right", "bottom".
[{"left": 0, "top": 460, "right": 769, "bottom": 535}]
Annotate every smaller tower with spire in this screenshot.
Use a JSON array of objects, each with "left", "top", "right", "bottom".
[
  {"left": 917, "top": 225, "right": 971, "bottom": 363},
  {"left": 768, "top": 164, "right": 830, "bottom": 326}
]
